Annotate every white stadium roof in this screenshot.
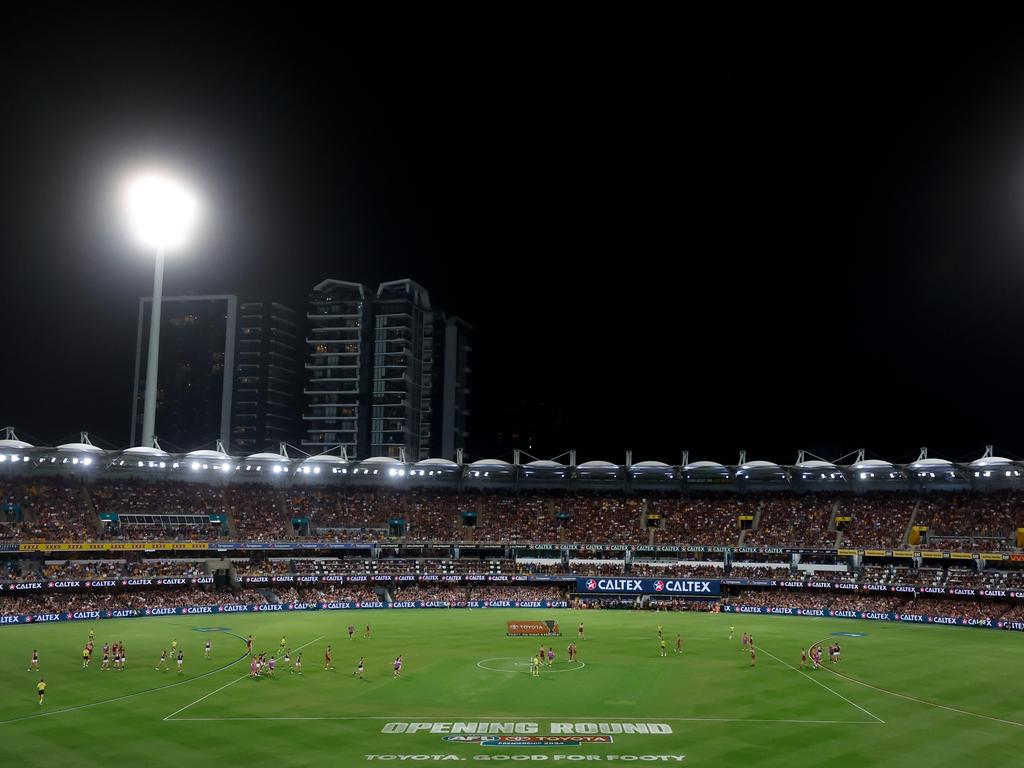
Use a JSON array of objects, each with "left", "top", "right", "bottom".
[
  {"left": 245, "top": 452, "right": 290, "bottom": 462},
  {"left": 851, "top": 459, "right": 894, "bottom": 470},
  {"left": 122, "top": 446, "right": 171, "bottom": 459},
  {"left": 908, "top": 458, "right": 954, "bottom": 470},
  {"left": 969, "top": 456, "right": 1015, "bottom": 467},
  {"left": 795, "top": 459, "right": 837, "bottom": 469},
  {"left": 0, "top": 439, "right": 33, "bottom": 450},
  {"left": 302, "top": 454, "right": 348, "bottom": 465},
  {"left": 56, "top": 442, "right": 104, "bottom": 453},
  {"left": 469, "top": 459, "right": 512, "bottom": 467},
  {"left": 184, "top": 449, "right": 232, "bottom": 461}
]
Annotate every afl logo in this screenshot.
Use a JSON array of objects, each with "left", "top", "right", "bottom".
[
  {"left": 654, "top": 581, "right": 665, "bottom": 592},
  {"left": 586, "top": 579, "right": 597, "bottom": 591}
]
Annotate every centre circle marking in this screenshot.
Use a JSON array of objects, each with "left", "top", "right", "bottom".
[{"left": 476, "top": 657, "right": 587, "bottom": 674}]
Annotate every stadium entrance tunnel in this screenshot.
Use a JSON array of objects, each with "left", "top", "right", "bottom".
[{"left": 476, "top": 656, "right": 585, "bottom": 674}]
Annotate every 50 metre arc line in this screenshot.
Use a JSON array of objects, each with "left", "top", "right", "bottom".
[{"left": 1, "top": 629, "right": 250, "bottom": 725}]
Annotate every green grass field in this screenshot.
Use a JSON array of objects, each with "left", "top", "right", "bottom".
[{"left": 0, "top": 609, "right": 1021, "bottom": 766}]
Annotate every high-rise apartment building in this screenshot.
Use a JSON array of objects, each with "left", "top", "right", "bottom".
[
  {"left": 131, "top": 295, "right": 302, "bottom": 452},
  {"left": 302, "top": 279, "right": 470, "bottom": 461},
  {"left": 231, "top": 302, "right": 304, "bottom": 453}
]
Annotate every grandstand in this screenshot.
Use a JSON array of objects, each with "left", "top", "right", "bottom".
[{"left": 2, "top": 432, "right": 1024, "bottom": 635}]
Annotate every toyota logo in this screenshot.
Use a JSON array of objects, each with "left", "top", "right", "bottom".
[{"left": 586, "top": 579, "right": 597, "bottom": 591}]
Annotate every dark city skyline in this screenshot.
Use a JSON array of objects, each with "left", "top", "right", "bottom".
[{"left": 3, "top": 10, "right": 1024, "bottom": 464}]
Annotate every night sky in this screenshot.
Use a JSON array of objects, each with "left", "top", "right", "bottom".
[{"left": 2, "top": 9, "right": 1024, "bottom": 465}]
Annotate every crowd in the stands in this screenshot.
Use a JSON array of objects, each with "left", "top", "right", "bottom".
[{"left": 3, "top": 481, "right": 1024, "bottom": 555}]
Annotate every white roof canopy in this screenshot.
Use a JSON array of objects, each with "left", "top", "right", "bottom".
[
  {"left": 738, "top": 460, "right": 780, "bottom": 470},
  {"left": 0, "top": 439, "right": 33, "bottom": 450},
  {"left": 56, "top": 442, "right": 104, "bottom": 453},
  {"left": 796, "top": 459, "right": 837, "bottom": 469},
  {"left": 469, "top": 459, "right": 513, "bottom": 467},
  {"left": 684, "top": 460, "right": 726, "bottom": 470},
  {"left": 122, "top": 446, "right": 171, "bottom": 459},
  {"left": 245, "top": 452, "right": 290, "bottom": 462},
  {"left": 851, "top": 459, "right": 894, "bottom": 470},
  {"left": 302, "top": 454, "right": 348, "bottom": 465},
  {"left": 184, "top": 449, "right": 231, "bottom": 461},
  {"left": 908, "top": 458, "right": 954, "bottom": 470},
  {"left": 969, "top": 456, "right": 1015, "bottom": 468}
]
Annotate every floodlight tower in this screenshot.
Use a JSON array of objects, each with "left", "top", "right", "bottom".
[{"left": 123, "top": 171, "right": 199, "bottom": 447}]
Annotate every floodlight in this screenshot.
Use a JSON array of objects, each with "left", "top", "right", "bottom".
[{"left": 124, "top": 172, "right": 198, "bottom": 252}]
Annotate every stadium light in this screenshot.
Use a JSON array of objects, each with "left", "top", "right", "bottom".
[{"left": 123, "top": 170, "right": 200, "bottom": 449}]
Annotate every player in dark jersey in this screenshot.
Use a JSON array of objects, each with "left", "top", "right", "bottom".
[
  {"left": 354, "top": 656, "right": 365, "bottom": 679},
  {"left": 324, "top": 645, "right": 334, "bottom": 671},
  {"left": 28, "top": 649, "right": 39, "bottom": 672}
]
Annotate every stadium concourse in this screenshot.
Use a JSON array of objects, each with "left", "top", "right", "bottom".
[{"left": 1, "top": 453, "right": 1024, "bottom": 630}]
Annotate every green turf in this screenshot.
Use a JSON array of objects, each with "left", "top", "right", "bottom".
[{"left": 0, "top": 610, "right": 1021, "bottom": 766}]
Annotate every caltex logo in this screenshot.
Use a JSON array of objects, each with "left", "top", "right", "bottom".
[
  {"left": 654, "top": 581, "right": 665, "bottom": 591},
  {"left": 586, "top": 579, "right": 597, "bottom": 591}
]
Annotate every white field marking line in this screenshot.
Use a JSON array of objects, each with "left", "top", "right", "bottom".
[
  {"left": 163, "top": 635, "right": 324, "bottom": 721},
  {"left": 803, "top": 635, "right": 1024, "bottom": 730},
  {"left": 164, "top": 715, "right": 880, "bottom": 724},
  {"left": 757, "top": 644, "right": 885, "bottom": 724},
  {"left": 819, "top": 668, "right": 1024, "bottom": 729},
  {"left": 0, "top": 647, "right": 252, "bottom": 725}
]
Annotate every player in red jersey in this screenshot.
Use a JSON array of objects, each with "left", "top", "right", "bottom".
[{"left": 324, "top": 645, "right": 334, "bottom": 671}]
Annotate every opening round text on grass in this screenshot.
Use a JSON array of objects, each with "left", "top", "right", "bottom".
[
  {"left": 364, "top": 757, "right": 687, "bottom": 762},
  {"left": 382, "top": 723, "right": 673, "bottom": 734}
]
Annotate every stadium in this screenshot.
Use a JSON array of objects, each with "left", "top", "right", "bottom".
[{"left": 2, "top": 432, "right": 1024, "bottom": 766}]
